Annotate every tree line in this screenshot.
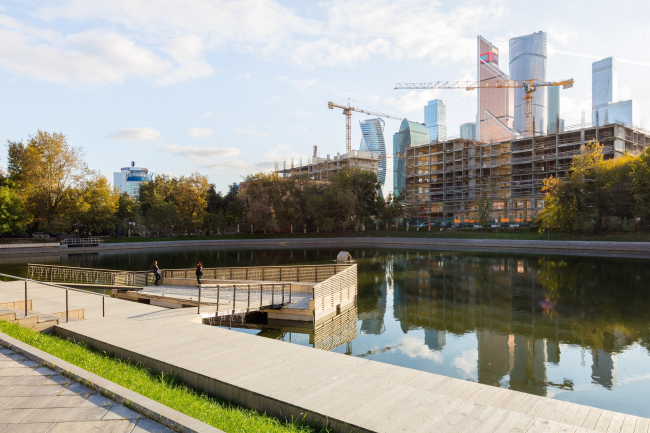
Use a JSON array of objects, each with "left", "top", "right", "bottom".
[
  {"left": 539, "top": 141, "right": 650, "bottom": 233},
  {"left": 0, "top": 131, "right": 404, "bottom": 237}
]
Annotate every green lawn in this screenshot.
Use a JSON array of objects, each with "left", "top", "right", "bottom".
[
  {"left": 102, "top": 229, "right": 650, "bottom": 244},
  {"left": 0, "top": 321, "right": 329, "bottom": 433}
]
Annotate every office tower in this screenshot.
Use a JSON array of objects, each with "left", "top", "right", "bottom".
[
  {"left": 477, "top": 36, "right": 515, "bottom": 143},
  {"left": 592, "top": 57, "right": 640, "bottom": 127},
  {"left": 510, "top": 31, "right": 548, "bottom": 135},
  {"left": 359, "top": 118, "right": 387, "bottom": 186},
  {"left": 460, "top": 122, "right": 476, "bottom": 140},
  {"left": 113, "top": 163, "right": 153, "bottom": 198},
  {"left": 393, "top": 119, "right": 428, "bottom": 196},
  {"left": 424, "top": 99, "right": 447, "bottom": 141},
  {"left": 592, "top": 57, "right": 618, "bottom": 114},
  {"left": 547, "top": 86, "right": 564, "bottom": 133}
]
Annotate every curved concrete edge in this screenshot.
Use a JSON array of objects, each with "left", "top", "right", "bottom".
[
  {"left": 5, "top": 236, "right": 650, "bottom": 256},
  {"left": 0, "top": 331, "right": 224, "bottom": 433}
]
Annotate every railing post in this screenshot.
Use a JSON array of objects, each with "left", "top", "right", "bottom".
[
  {"left": 230, "top": 269, "right": 233, "bottom": 280},
  {"left": 216, "top": 286, "right": 220, "bottom": 314},
  {"left": 66, "top": 289, "right": 69, "bottom": 323},
  {"left": 282, "top": 284, "right": 285, "bottom": 304},
  {"left": 296, "top": 267, "right": 300, "bottom": 282},
  {"left": 289, "top": 284, "right": 292, "bottom": 303},
  {"left": 279, "top": 268, "right": 282, "bottom": 281},
  {"left": 232, "top": 285, "right": 236, "bottom": 314},
  {"left": 245, "top": 269, "right": 249, "bottom": 280},
  {"left": 24, "top": 281, "right": 27, "bottom": 317},
  {"left": 247, "top": 285, "right": 251, "bottom": 311},
  {"left": 102, "top": 296, "right": 105, "bottom": 317},
  {"left": 198, "top": 285, "right": 202, "bottom": 314},
  {"left": 260, "top": 284, "right": 263, "bottom": 307},
  {"left": 315, "top": 266, "right": 318, "bottom": 282},
  {"left": 272, "top": 285, "right": 275, "bottom": 305},
  {"left": 262, "top": 268, "right": 265, "bottom": 281}
]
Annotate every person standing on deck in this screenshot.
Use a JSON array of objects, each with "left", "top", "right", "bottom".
[
  {"left": 196, "top": 262, "right": 203, "bottom": 285},
  {"left": 152, "top": 261, "right": 161, "bottom": 286}
]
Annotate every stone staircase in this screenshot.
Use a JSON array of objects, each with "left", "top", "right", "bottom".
[{"left": 0, "top": 300, "right": 84, "bottom": 333}]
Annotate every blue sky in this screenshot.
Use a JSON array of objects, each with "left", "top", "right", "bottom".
[{"left": 2, "top": 0, "right": 649, "bottom": 193}]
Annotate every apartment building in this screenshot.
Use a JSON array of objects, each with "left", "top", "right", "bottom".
[{"left": 276, "top": 150, "right": 379, "bottom": 181}]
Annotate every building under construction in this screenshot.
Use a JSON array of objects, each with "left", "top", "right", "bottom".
[
  {"left": 276, "top": 150, "right": 379, "bottom": 180},
  {"left": 405, "top": 122, "right": 650, "bottom": 223}
]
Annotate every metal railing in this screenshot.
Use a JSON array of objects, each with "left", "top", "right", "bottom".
[
  {"left": 162, "top": 264, "right": 352, "bottom": 283},
  {"left": 27, "top": 264, "right": 152, "bottom": 287},
  {"left": 0, "top": 272, "right": 107, "bottom": 323},
  {"left": 198, "top": 283, "right": 291, "bottom": 316},
  {"left": 60, "top": 238, "right": 104, "bottom": 246}
]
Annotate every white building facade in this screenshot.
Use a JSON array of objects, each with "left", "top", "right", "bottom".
[{"left": 113, "top": 164, "right": 153, "bottom": 198}]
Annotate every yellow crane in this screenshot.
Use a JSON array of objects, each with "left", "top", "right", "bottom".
[
  {"left": 395, "top": 79, "right": 574, "bottom": 138},
  {"left": 328, "top": 99, "right": 402, "bottom": 154}
]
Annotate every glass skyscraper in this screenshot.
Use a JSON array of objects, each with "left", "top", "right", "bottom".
[
  {"left": 359, "top": 118, "right": 387, "bottom": 186},
  {"left": 393, "top": 119, "right": 428, "bottom": 196},
  {"left": 547, "top": 86, "right": 564, "bottom": 133},
  {"left": 592, "top": 57, "right": 639, "bottom": 127},
  {"left": 424, "top": 99, "right": 446, "bottom": 141},
  {"left": 460, "top": 122, "right": 476, "bottom": 140},
  {"left": 509, "top": 31, "right": 547, "bottom": 135},
  {"left": 477, "top": 35, "right": 515, "bottom": 143}
]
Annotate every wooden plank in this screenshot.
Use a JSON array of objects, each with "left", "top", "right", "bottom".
[
  {"left": 620, "top": 415, "right": 638, "bottom": 433},
  {"left": 591, "top": 410, "right": 613, "bottom": 432},
  {"left": 633, "top": 418, "right": 649, "bottom": 433}
]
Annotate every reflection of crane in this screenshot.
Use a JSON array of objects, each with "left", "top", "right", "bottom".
[
  {"left": 395, "top": 79, "right": 574, "bottom": 138},
  {"left": 328, "top": 99, "right": 402, "bottom": 154}
]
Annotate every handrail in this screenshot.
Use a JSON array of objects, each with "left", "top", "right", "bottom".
[
  {"left": 198, "top": 282, "right": 291, "bottom": 317},
  {"left": 0, "top": 272, "right": 107, "bottom": 324}
]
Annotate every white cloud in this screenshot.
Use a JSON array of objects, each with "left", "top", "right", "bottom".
[
  {"left": 188, "top": 128, "right": 214, "bottom": 139},
  {"left": 398, "top": 336, "right": 444, "bottom": 362},
  {"left": 452, "top": 350, "right": 478, "bottom": 378},
  {"left": 109, "top": 127, "right": 162, "bottom": 141},
  {"left": 278, "top": 76, "right": 319, "bottom": 91},
  {"left": 232, "top": 128, "right": 270, "bottom": 138},
  {"left": 384, "top": 90, "right": 442, "bottom": 115},
  {"left": 160, "top": 144, "right": 241, "bottom": 160}
]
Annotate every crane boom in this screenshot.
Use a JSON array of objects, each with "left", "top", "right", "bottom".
[
  {"left": 394, "top": 79, "right": 574, "bottom": 138},
  {"left": 328, "top": 99, "right": 402, "bottom": 154}
]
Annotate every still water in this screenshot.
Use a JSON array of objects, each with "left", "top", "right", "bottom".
[{"left": 2, "top": 247, "right": 650, "bottom": 416}]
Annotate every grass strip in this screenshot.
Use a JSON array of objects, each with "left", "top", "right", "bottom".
[{"left": 0, "top": 320, "right": 329, "bottom": 433}]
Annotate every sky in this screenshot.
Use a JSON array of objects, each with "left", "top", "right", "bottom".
[{"left": 2, "top": 0, "right": 650, "bottom": 194}]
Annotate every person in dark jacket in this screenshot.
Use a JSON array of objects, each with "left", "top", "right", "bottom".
[
  {"left": 152, "top": 261, "right": 161, "bottom": 286},
  {"left": 196, "top": 262, "right": 203, "bottom": 285}
]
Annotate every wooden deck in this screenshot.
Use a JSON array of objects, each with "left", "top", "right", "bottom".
[{"left": 2, "top": 280, "right": 649, "bottom": 432}]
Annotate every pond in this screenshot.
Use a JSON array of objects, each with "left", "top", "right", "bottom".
[{"left": 2, "top": 246, "right": 650, "bottom": 417}]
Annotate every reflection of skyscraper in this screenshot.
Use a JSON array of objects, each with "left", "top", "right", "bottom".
[
  {"left": 393, "top": 119, "right": 428, "bottom": 196},
  {"left": 591, "top": 349, "right": 618, "bottom": 388},
  {"left": 359, "top": 280, "right": 387, "bottom": 335},
  {"left": 477, "top": 36, "right": 515, "bottom": 143},
  {"left": 509, "top": 335, "right": 548, "bottom": 396},
  {"left": 359, "top": 118, "right": 387, "bottom": 186},
  {"left": 477, "top": 331, "right": 514, "bottom": 386},
  {"left": 424, "top": 99, "right": 446, "bottom": 141},
  {"left": 509, "top": 31, "right": 548, "bottom": 135},
  {"left": 424, "top": 329, "right": 446, "bottom": 351}
]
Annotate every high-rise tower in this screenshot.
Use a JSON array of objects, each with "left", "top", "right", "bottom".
[
  {"left": 359, "top": 118, "right": 387, "bottom": 186},
  {"left": 393, "top": 119, "right": 428, "bottom": 196},
  {"left": 509, "top": 31, "right": 547, "bottom": 135},
  {"left": 592, "top": 57, "right": 640, "bottom": 127},
  {"left": 424, "top": 99, "right": 447, "bottom": 141},
  {"left": 547, "top": 86, "right": 564, "bottom": 133},
  {"left": 477, "top": 36, "right": 515, "bottom": 143}
]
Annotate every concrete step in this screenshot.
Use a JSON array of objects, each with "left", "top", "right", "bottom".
[
  {"left": 0, "top": 300, "right": 32, "bottom": 311},
  {"left": 27, "top": 318, "right": 59, "bottom": 334},
  {"left": 15, "top": 316, "right": 38, "bottom": 327},
  {"left": 0, "top": 312, "right": 16, "bottom": 321},
  {"left": 52, "top": 308, "right": 85, "bottom": 320}
]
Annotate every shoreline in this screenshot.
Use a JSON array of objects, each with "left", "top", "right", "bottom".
[{"left": 3, "top": 236, "right": 650, "bottom": 258}]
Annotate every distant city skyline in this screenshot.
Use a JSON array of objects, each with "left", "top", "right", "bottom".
[{"left": 1, "top": 1, "right": 649, "bottom": 193}]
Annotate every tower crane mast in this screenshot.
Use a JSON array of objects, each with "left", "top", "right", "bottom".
[
  {"left": 328, "top": 99, "right": 402, "bottom": 154},
  {"left": 395, "top": 79, "right": 574, "bottom": 138}
]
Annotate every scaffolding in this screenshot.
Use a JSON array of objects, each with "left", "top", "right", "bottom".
[
  {"left": 276, "top": 150, "right": 379, "bottom": 181},
  {"left": 405, "top": 123, "right": 650, "bottom": 223}
]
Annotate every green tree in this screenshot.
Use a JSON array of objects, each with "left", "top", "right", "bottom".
[
  {"left": 69, "top": 175, "right": 119, "bottom": 236},
  {"left": 379, "top": 192, "right": 404, "bottom": 228},
  {"left": 114, "top": 192, "right": 140, "bottom": 236},
  {"left": 145, "top": 201, "right": 179, "bottom": 236},
  {"left": 7, "top": 131, "right": 91, "bottom": 232},
  {"left": 0, "top": 186, "right": 29, "bottom": 235},
  {"left": 138, "top": 174, "right": 178, "bottom": 213},
  {"left": 172, "top": 173, "right": 210, "bottom": 233}
]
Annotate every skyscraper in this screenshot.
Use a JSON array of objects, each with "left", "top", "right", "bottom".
[
  {"left": 359, "top": 118, "right": 387, "bottom": 186},
  {"left": 477, "top": 36, "right": 515, "bottom": 143},
  {"left": 424, "top": 99, "right": 447, "bottom": 141},
  {"left": 113, "top": 163, "right": 153, "bottom": 198},
  {"left": 393, "top": 119, "right": 428, "bottom": 196},
  {"left": 592, "top": 57, "right": 640, "bottom": 127},
  {"left": 547, "top": 86, "right": 564, "bottom": 134},
  {"left": 509, "top": 31, "right": 547, "bottom": 135},
  {"left": 460, "top": 122, "right": 476, "bottom": 140}
]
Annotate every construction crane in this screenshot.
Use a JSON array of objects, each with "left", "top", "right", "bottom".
[
  {"left": 395, "top": 79, "right": 574, "bottom": 138},
  {"left": 328, "top": 99, "right": 402, "bottom": 154}
]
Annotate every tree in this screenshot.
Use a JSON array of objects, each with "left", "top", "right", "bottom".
[
  {"left": 7, "top": 131, "right": 91, "bottom": 232},
  {"left": 138, "top": 174, "right": 178, "bottom": 213},
  {"left": 114, "top": 192, "right": 141, "bottom": 236},
  {"left": 0, "top": 186, "right": 29, "bottom": 235},
  {"left": 172, "top": 173, "right": 210, "bottom": 233},
  {"left": 145, "top": 201, "right": 179, "bottom": 235},
  {"left": 69, "top": 175, "right": 119, "bottom": 236},
  {"left": 379, "top": 192, "right": 404, "bottom": 228}
]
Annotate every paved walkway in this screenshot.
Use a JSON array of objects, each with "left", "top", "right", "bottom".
[{"left": 0, "top": 346, "right": 170, "bottom": 432}]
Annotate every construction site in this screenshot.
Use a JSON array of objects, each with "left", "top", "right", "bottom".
[
  {"left": 405, "top": 122, "right": 650, "bottom": 223},
  {"left": 276, "top": 149, "right": 380, "bottom": 181}
]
